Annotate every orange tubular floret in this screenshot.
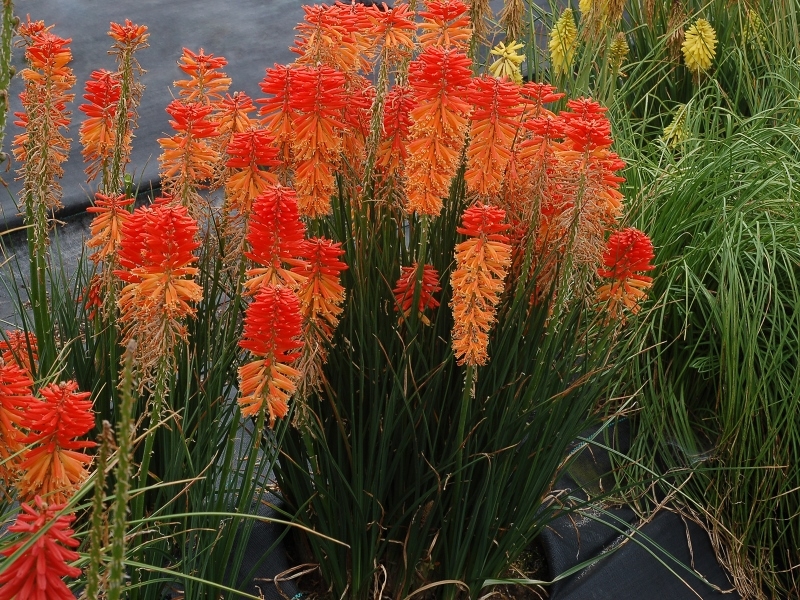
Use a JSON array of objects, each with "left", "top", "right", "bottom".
[
  {"left": 0, "top": 361, "right": 35, "bottom": 484},
  {"left": 465, "top": 76, "right": 524, "bottom": 197},
  {"left": 293, "top": 3, "right": 367, "bottom": 73},
  {"left": 292, "top": 237, "right": 348, "bottom": 340},
  {"left": 417, "top": 0, "right": 472, "bottom": 49},
  {"left": 86, "top": 192, "right": 135, "bottom": 263},
  {"left": 16, "top": 381, "right": 96, "bottom": 504},
  {"left": 450, "top": 205, "right": 512, "bottom": 366},
  {"left": 238, "top": 285, "right": 304, "bottom": 426},
  {"left": 289, "top": 65, "right": 348, "bottom": 217},
  {"left": 393, "top": 263, "right": 441, "bottom": 324},
  {"left": 244, "top": 185, "right": 308, "bottom": 294},
  {"left": 596, "top": 227, "right": 655, "bottom": 317},
  {"left": 79, "top": 69, "right": 122, "bottom": 182},
  {"left": 174, "top": 47, "right": 231, "bottom": 104},
  {"left": 405, "top": 47, "right": 473, "bottom": 216},
  {"left": 0, "top": 497, "right": 82, "bottom": 600}
]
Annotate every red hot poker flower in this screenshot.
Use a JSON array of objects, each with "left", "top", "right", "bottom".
[
  {"left": 225, "top": 128, "right": 281, "bottom": 215},
  {"left": 450, "top": 205, "right": 512, "bottom": 366},
  {"left": 244, "top": 185, "right": 308, "bottom": 294},
  {"left": 238, "top": 285, "right": 304, "bottom": 426},
  {"left": 79, "top": 69, "right": 122, "bottom": 183},
  {"left": 0, "top": 330, "right": 38, "bottom": 377},
  {"left": 16, "top": 381, "right": 96, "bottom": 504},
  {"left": 293, "top": 237, "right": 348, "bottom": 340},
  {"left": 405, "top": 47, "right": 473, "bottom": 216},
  {"left": 0, "top": 497, "right": 82, "bottom": 600},
  {"left": 0, "top": 360, "right": 35, "bottom": 484},
  {"left": 85, "top": 192, "right": 134, "bottom": 263},
  {"left": 465, "top": 76, "right": 524, "bottom": 197},
  {"left": 174, "top": 47, "right": 231, "bottom": 104},
  {"left": 288, "top": 65, "right": 348, "bottom": 216},
  {"left": 393, "top": 263, "right": 441, "bottom": 325},
  {"left": 108, "top": 19, "right": 149, "bottom": 47},
  {"left": 597, "top": 227, "right": 655, "bottom": 318},
  {"left": 417, "top": 0, "right": 473, "bottom": 50}
]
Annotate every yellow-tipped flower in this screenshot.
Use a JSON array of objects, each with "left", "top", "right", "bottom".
[
  {"left": 489, "top": 40, "right": 525, "bottom": 85},
  {"left": 579, "top": 0, "right": 592, "bottom": 16},
  {"left": 662, "top": 104, "right": 688, "bottom": 147},
  {"left": 549, "top": 8, "right": 578, "bottom": 77},
  {"left": 682, "top": 18, "right": 717, "bottom": 74}
]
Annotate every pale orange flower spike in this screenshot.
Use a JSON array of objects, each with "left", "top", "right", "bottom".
[
  {"left": 85, "top": 192, "right": 134, "bottom": 263},
  {"left": 450, "top": 205, "right": 512, "bottom": 366}
]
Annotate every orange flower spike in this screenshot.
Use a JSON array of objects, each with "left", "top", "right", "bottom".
[
  {"left": 417, "top": 0, "right": 473, "bottom": 50},
  {"left": 597, "top": 227, "right": 655, "bottom": 317},
  {"left": 0, "top": 330, "right": 39, "bottom": 377},
  {"left": 0, "top": 361, "right": 35, "bottom": 484},
  {"left": 225, "top": 129, "right": 281, "bottom": 214},
  {"left": 174, "top": 47, "right": 231, "bottom": 104},
  {"left": 85, "top": 192, "right": 135, "bottom": 263},
  {"left": 405, "top": 47, "right": 473, "bottom": 216},
  {"left": 244, "top": 185, "right": 308, "bottom": 294},
  {"left": 16, "top": 381, "right": 97, "bottom": 504},
  {"left": 367, "top": 2, "right": 416, "bottom": 63},
  {"left": 450, "top": 205, "right": 512, "bottom": 366},
  {"left": 216, "top": 92, "right": 257, "bottom": 138},
  {"left": 520, "top": 81, "right": 564, "bottom": 118},
  {"left": 0, "top": 497, "right": 82, "bottom": 600},
  {"left": 393, "top": 263, "right": 441, "bottom": 324},
  {"left": 289, "top": 65, "right": 348, "bottom": 216},
  {"left": 108, "top": 19, "right": 149, "bottom": 47},
  {"left": 258, "top": 65, "right": 297, "bottom": 167},
  {"left": 13, "top": 27, "right": 76, "bottom": 211},
  {"left": 376, "top": 85, "right": 416, "bottom": 178},
  {"left": 79, "top": 69, "right": 122, "bottom": 182},
  {"left": 465, "top": 76, "right": 524, "bottom": 197},
  {"left": 238, "top": 285, "right": 304, "bottom": 426},
  {"left": 293, "top": 238, "right": 348, "bottom": 339},
  {"left": 115, "top": 203, "right": 203, "bottom": 325},
  {"left": 158, "top": 99, "right": 220, "bottom": 205},
  {"left": 293, "top": 3, "right": 365, "bottom": 72},
  {"left": 342, "top": 77, "right": 376, "bottom": 171}
]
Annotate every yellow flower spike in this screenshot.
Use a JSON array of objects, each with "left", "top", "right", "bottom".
[
  {"left": 579, "top": 0, "right": 592, "bottom": 17},
  {"left": 549, "top": 8, "right": 578, "bottom": 78},
  {"left": 682, "top": 18, "right": 717, "bottom": 74},
  {"left": 489, "top": 40, "right": 525, "bottom": 84},
  {"left": 609, "top": 32, "right": 629, "bottom": 72},
  {"left": 663, "top": 104, "right": 688, "bottom": 148}
]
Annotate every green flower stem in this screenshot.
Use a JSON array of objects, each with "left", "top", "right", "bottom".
[
  {"left": 85, "top": 421, "right": 113, "bottom": 600},
  {"left": 132, "top": 351, "right": 170, "bottom": 525},
  {"left": 109, "top": 341, "right": 137, "bottom": 600}
]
